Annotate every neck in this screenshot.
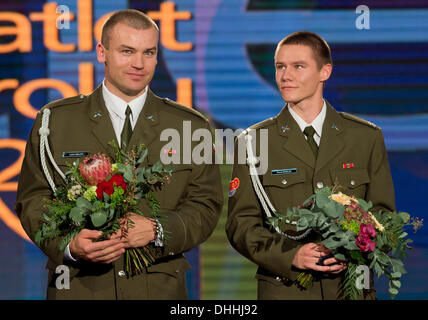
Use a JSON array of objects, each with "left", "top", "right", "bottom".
[{"left": 289, "top": 97, "right": 324, "bottom": 124}]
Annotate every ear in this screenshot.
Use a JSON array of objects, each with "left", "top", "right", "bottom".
[
  {"left": 96, "top": 43, "right": 106, "bottom": 64},
  {"left": 320, "top": 63, "right": 332, "bottom": 82}
]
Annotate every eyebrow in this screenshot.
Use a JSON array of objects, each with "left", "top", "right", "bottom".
[
  {"left": 275, "top": 60, "right": 308, "bottom": 65},
  {"left": 118, "top": 45, "right": 157, "bottom": 52}
]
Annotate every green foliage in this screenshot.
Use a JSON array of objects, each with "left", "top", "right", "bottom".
[
  {"left": 35, "top": 141, "right": 174, "bottom": 274},
  {"left": 267, "top": 186, "right": 422, "bottom": 300}
]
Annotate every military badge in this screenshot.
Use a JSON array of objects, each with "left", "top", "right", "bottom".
[
  {"left": 343, "top": 162, "right": 354, "bottom": 169},
  {"left": 229, "top": 177, "right": 240, "bottom": 197}
]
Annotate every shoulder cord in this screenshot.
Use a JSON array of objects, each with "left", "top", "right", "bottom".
[
  {"left": 244, "top": 130, "right": 311, "bottom": 241},
  {"left": 39, "top": 108, "right": 66, "bottom": 193}
]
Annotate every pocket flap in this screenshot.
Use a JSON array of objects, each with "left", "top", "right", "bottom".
[
  {"left": 330, "top": 168, "right": 370, "bottom": 189},
  {"left": 146, "top": 257, "right": 191, "bottom": 277},
  {"left": 262, "top": 169, "right": 306, "bottom": 188}
]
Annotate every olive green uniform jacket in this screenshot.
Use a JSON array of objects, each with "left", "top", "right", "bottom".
[
  {"left": 226, "top": 101, "right": 395, "bottom": 300},
  {"left": 16, "top": 85, "right": 223, "bottom": 299}
]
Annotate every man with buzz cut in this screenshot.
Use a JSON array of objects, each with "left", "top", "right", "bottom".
[
  {"left": 226, "top": 31, "right": 395, "bottom": 300},
  {"left": 16, "top": 9, "right": 223, "bottom": 299}
]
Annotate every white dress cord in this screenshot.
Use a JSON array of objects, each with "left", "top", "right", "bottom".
[
  {"left": 39, "top": 108, "right": 66, "bottom": 192},
  {"left": 244, "top": 130, "right": 311, "bottom": 240}
]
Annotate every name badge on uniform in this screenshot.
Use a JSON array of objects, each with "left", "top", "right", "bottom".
[
  {"left": 271, "top": 168, "right": 297, "bottom": 175},
  {"left": 62, "top": 151, "right": 89, "bottom": 158}
]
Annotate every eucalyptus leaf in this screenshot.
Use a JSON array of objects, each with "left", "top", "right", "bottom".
[
  {"left": 322, "top": 201, "right": 344, "bottom": 219},
  {"left": 152, "top": 161, "right": 163, "bottom": 173},
  {"left": 357, "top": 199, "right": 372, "bottom": 212},
  {"left": 90, "top": 211, "right": 107, "bottom": 227},
  {"left": 76, "top": 197, "right": 93, "bottom": 210},
  {"left": 296, "top": 217, "right": 308, "bottom": 230},
  {"left": 137, "top": 148, "right": 148, "bottom": 164},
  {"left": 334, "top": 253, "right": 346, "bottom": 261},
  {"left": 398, "top": 212, "right": 410, "bottom": 223},
  {"left": 70, "top": 207, "right": 84, "bottom": 224},
  {"left": 388, "top": 287, "right": 398, "bottom": 296}
]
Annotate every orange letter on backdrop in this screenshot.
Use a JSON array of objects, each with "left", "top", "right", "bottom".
[
  {"left": 14, "top": 79, "right": 78, "bottom": 119},
  {"left": 148, "top": 2, "right": 193, "bottom": 51},
  {"left": 78, "top": 0, "right": 93, "bottom": 51},
  {"left": 177, "top": 78, "right": 193, "bottom": 108},
  {"left": 79, "top": 62, "right": 94, "bottom": 94},
  {"left": 0, "top": 139, "right": 31, "bottom": 242},
  {"left": 0, "top": 12, "right": 32, "bottom": 53},
  {"left": 30, "top": 2, "right": 76, "bottom": 52}
]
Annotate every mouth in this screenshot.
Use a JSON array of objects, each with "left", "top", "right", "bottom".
[
  {"left": 281, "top": 86, "right": 297, "bottom": 91},
  {"left": 126, "top": 73, "right": 146, "bottom": 80}
]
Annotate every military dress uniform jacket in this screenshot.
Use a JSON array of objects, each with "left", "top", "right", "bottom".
[
  {"left": 15, "top": 84, "right": 223, "bottom": 299},
  {"left": 226, "top": 101, "right": 395, "bottom": 300}
]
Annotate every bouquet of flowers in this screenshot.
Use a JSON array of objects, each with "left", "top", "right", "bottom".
[
  {"left": 267, "top": 186, "right": 423, "bottom": 299},
  {"left": 35, "top": 141, "right": 173, "bottom": 277}
]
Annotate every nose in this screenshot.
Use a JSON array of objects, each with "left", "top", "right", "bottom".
[
  {"left": 131, "top": 53, "right": 144, "bottom": 70},
  {"left": 281, "top": 67, "right": 293, "bottom": 81}
]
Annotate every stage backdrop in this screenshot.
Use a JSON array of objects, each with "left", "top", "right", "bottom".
[{"left": 0, "top": 0, "right": 427, "bottom": 299}]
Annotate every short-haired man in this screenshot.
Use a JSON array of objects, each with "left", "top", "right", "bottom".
[
  {"left": 226, "top": 31, "right": 395, "bottom": 299},
  {"left": 16, "top": 9, "right": 223, "bottom": 300}
]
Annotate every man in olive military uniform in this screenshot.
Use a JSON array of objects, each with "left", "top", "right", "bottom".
[
  {"left": 16, "top": 9, "right": 223, "bottom": 299},
  {"left": 226, "top": 31, "right": 395, "bottom": 299}
]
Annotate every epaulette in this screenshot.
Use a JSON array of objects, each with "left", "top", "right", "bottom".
[
  {"left": 162, "top": 97, "right": 208, "bottom": 122},
  {"left": 340, "top": 112, "right": 380, "bottom": 130},
  {"left": 238, "top": 117, "right": 275, "bottom": 139},
  {"left": 40, "top": 94, "right": 87, "bottom": 113}
]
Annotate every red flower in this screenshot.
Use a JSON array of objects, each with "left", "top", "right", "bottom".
[
  {"left": 355, "top": 223, "right": 376, "bottom": 252},
  {"left": 96, "top": 174, "right": 127, "bottom": 199}
]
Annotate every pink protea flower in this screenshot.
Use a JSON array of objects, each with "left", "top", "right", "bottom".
[{"left": 79, "top": 153, "right": 112, "bottom": 186}]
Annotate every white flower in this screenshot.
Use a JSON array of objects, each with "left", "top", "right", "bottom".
[
  {"left": 329, "top": 192, "right": 357, "bottom": 206},
  {"left": 368, "top": 211, "right": 385, "bottom": 232}
]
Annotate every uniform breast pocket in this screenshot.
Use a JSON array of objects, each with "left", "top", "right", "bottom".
[
  {"left": 262, "top": 170, "right": 307, "bottom": 211},
  {"left": 160, "top": 164, "right": 192, "bottom": 210},
  {"left": 330, "top": 168, "right": 370, "bottom": 199}
]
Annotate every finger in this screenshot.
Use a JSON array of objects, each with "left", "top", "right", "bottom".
[
  {"left": 89, "top": 242, "right": 126, "bottom": 261},
  {"left": 308, "top": 264, "right": 333, "bottom": 273},
  {"left": 80, "top": 229, "right": 103, "bottom": 239},
  {"left": 322, "top": 257, "right": 341, "bottom": 266},
  {"left": 86, "top": 237, "right": 123, "bottom": 253},
  {"left": 93, "top": 247, "right": 125, "bottom": 264},
  {"left": 329, "top": 263, "right": 347, "bottom": 274}
]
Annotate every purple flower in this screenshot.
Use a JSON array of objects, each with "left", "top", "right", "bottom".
[
  {"left": 360, "top": 223, "right": 376, "bottom": 238},
  {"left": 355, "top": 223, "right": 377, "bottom": 252}
]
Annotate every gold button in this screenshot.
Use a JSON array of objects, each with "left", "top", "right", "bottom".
[
  {"left": 282, "top": 179, "right": 287, "bottom": 185},
  {"left": 350, "top": 180, "right": 356, "bottom": 186}
]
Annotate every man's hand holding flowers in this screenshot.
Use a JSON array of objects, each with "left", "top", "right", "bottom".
[
  {"left": 69, "top": 229, "right": 125, "bottom": 264},
  {"left": 292, "top": 243, "right": 347, "bottom": 274}
]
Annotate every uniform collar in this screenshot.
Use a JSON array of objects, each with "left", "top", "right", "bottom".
[
  {"left": 102, "top": 79, "right": 147, "bottom": 121},
  {"left": 287, "top": 99, "right": 327, "bottom": 138}
]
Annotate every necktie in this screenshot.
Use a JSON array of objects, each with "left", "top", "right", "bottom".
[
  {"left": 303, "top": 126, "right": 318, "bottom": 159},
  {"left": 120, "top": 106, "right": 133, "bottom": 151}
]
